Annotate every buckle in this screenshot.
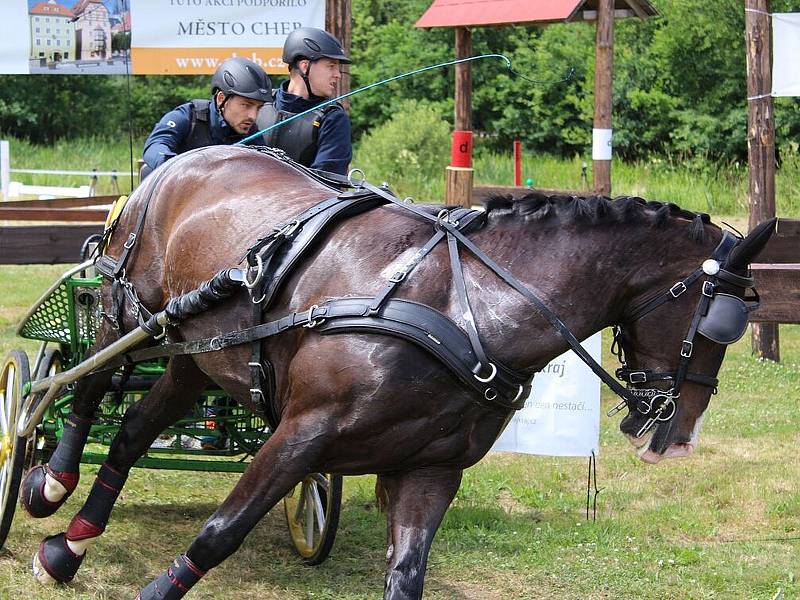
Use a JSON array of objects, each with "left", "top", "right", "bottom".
[
  {"left": 303, "top": 304, "right": 324, "bottom": 328},
  {"left": 248, "top": 361, "right": 265, "bottom": 379},
  {"left": 681, "top": 340, "right": 693, "bottom": 357},
  {"left": 123, "top": 233, "right": 136, "bottom": 249},
  {"left": 389, "top": 270, "right": 407, "bottom": 283},
  {"left": 628, "top": 371, "right": 647, "bottom": 383},
  {"left": 669, "top": 282, "right": 687, "bottom": 298},
  {"left": 278, "top": 220, "right": 301, "bottom": 237},
  {"left": 702, "top": 280, "right": 715, "bottom": 297}
]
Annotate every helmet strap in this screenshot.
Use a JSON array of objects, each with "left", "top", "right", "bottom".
[
  {"left": 299, "top": 61, "right": 323, "bottom": 101},
  {"left": 216, "top": 91, "right": 231, "bottom": 112},
  {"left": 215, "top": 92, "right": 234, "bottom": 128}
]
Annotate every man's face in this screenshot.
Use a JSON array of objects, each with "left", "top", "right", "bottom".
[
  {"left": 301, "top": 58, "right": 342, "bottom": 98},
  {"left": 217, "top": 93, "right": 264, "bottom": 135}
]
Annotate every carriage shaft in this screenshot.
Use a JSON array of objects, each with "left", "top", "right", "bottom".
[{"left": 17, "top": 312, "right": 169, "bottom": 438}]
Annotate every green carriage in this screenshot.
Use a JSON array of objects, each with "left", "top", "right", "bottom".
[{"left": 0, "top": 259, "right": 341, "bottom": 565}]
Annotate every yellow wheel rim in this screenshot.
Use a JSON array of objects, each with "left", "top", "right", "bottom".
[
  {"left": 284, "top": 474, "right": 332, "bottom": 558},
  {"left": 0, "top": 357, "right": 20, "bottom": 512}
]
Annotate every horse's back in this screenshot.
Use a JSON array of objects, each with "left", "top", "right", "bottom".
[{"left": 112, "top": 146, "right": 336, "bottom": 296}]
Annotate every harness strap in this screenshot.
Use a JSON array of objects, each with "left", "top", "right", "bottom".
[
  {"left": 624, "top": 231, "right": 744, "bottom": 323},
  {"left": 624, "top": 268, "right": 704, "bottom": 323},
  {"left": 447, "top": 230, "right": 490, "bottom": 374},
  {"left": 615, "top": 367, "right": 718, "bottom": 389},
  {"left": 368, "top": 208, "right": 484, "bottom": 315},
  {"left": 437, "top": 220, "right": 642, "bottom": 408},
  {"left": 102, "top": 298, "right": 530, "bottom": 410}
]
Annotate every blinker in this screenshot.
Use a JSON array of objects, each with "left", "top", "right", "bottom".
[{"left": 696, "top": 293, "right": 749, "bottom": 344}]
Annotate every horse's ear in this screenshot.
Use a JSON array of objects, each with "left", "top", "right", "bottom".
[{"left": 725, "top": 217, "right": 777, "bottom": 269}]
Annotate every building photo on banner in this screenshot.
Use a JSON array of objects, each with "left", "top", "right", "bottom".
[{"left": 2, "top": 0, "right": 325, "bottom": 75}]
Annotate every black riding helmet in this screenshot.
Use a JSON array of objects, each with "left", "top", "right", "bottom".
[
  {"left": 283, "top": 28, "right": 350, "bottom": 100},
  {"left": 283, "top": 27, "right": 351, "bottom": 67},
  {"left": 211, "top": 57, "right": 272, "bottom": 105}
]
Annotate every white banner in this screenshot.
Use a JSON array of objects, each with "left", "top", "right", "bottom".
[
  {"left": 492, "top": 333, "right": 601, "bottom": 457},
  {"left": 0, "top": 3, "right": 31, "bottom": 74},
  {"left": 773, "top": 13, "right": 800, "bottom": 97}
]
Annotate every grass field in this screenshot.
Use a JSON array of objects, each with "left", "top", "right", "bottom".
[
  {"left": 0, "top": 264, "right": 797, "bottom": 599},
  {"left": 4, "top": 136, "right": 800, "bottom": 218}
]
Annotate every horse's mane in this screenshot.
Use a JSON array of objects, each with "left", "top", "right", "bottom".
[{"left": 483, "top": 192, "right": 712, "bottom": 243}]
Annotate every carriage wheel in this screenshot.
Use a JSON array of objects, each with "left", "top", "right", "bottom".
[
  {"left": 0, "top": 350, "right": 31, "bottom": 549},
  {"left": 24, "top": 350, "right": 62, "bottom": 470},
  {"left": 283, "top": 473, "right": 342, "bottom": 565}
]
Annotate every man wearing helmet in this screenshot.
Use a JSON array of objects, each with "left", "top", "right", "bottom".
[
  {"left": 256, "top": 27, "right": 352, "bottom": 175},
  {"left": 142, "top": 57, "right": 272, "bottom": 177}
]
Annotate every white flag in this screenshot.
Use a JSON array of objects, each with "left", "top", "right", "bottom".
[{"left": 773, "top": 13, "right": 800, "bottom": 97}]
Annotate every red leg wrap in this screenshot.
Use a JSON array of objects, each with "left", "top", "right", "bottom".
[{"left": 66, "top": 515, "right": 104, "bottom": 541}]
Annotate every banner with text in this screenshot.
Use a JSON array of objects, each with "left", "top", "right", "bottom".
[
  {"left": 2, "top": 0, "right": 324, "bottom": 75},
  {"left": 773, "top": 13, "right": 800, "bottom": 97},
  {"left": 491, "top": 333, "right": 601, "bottom": 457}
]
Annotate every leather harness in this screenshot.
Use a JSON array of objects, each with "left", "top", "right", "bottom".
[{"left": 95, "top": 148, "right": 757, "bottom": 435}]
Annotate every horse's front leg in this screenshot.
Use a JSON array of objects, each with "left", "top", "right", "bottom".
[
  {"left": 379, "top": 467, "right": 463, "bottom": 600},
  {"left": 32, "top": 355, "right": 209, "bottom": 585},
  {"left": 21, "top": 325, "right": 120, "bottom": 519},
  {"left": 136, "top": 418, "right": 327, "bottom": 600}
]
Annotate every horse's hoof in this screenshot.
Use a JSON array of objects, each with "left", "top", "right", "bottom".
[
  {"left": 21, "top": 465, "right": 78, "bottom": 518},
  {"left": 32, "top": 551, "right": 57, "bottom": 585},
  {"left": 32, "top": 533, "right": 85, "bottom": 584}
]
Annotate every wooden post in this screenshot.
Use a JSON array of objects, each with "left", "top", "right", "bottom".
[
  {"left": 592, "top": 0, "right": 613, "bottom": 195},
  {"left": 446, "top": 26, "right": 474, "bottom": 206},
  {"left": 326, "top": 0, "right": 352, "bottom": 103},
  {"left": 454, "top": 27, "right": 472, "bottom": 133},
  {"left": 745, "top": 0, "right": 779, "bottom": 361}
]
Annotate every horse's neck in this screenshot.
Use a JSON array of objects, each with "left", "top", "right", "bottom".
[{"left": 465, "top": 220, "right": 702, "bottom": 372}]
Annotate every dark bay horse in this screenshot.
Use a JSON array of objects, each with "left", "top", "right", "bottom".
[{"left": 21, "top": 146, "right": 774, "bottom": 598}]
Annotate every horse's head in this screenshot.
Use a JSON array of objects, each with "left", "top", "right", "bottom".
[{"left": 613, "top": 218, "right": 776, "bottom": 464}]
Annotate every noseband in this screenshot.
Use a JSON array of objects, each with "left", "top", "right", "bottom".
[{"left": 609, "top": 231, "right": 759, "bottom": 437}]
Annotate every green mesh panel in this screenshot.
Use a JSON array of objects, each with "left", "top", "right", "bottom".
[
  {"left": 18, "top": 277, "right": 102, "bottom": 347},
  {"left": 18, "top": 280, "right": 72, "bottom": 343}
]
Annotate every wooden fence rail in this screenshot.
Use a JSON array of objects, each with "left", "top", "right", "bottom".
[
  {"left": 750, "top": 218, "right": 800, "bottom": 324},
  {"left": 0, "top": 224, "right": 103, "bottom": 264},
  {"left": 1, "top": 195, "right": 109, "bottom": 264}
]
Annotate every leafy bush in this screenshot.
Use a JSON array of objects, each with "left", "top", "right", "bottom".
[{"left": 353, "top": 99, "right": 451, "bottom": 200}]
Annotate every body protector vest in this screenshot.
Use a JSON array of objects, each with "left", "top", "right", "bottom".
[
  {"left": 256, "top": 97, "right": 343, "bottom": 167},
  {"left": 176, "top": 99, "right": 214, "bottom": 154}
]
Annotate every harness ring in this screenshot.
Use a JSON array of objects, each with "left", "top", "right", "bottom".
[
  {"left": 347, "top": 168, "right": 365, "bottom": 188},
  {"left": 474, "top": 362, "right": 497, "bottom": 383},
  {"left": 243, "top": 254, "right": 264, "bottom": 290}
]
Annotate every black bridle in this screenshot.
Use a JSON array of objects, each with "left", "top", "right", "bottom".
[{"left": 608, "top": 231, "right": 759, "bottom": 438}]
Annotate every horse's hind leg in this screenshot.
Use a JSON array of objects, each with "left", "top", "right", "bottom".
[
  {"left": 136, "top": 423, "right": 327, "bottom": 599},
  {"left": 32, "top": 355, "right": 210, "bottom": 585},
  {"left": 21, "top": 326, "right": 119, "bottom": 519},
  {"left": 380, "top": 467, "right": 463, "bottom": 600}
]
